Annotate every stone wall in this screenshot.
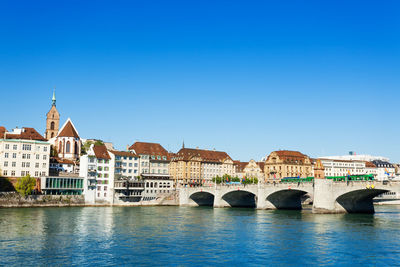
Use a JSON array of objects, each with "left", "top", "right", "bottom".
[{"left": 0, "top": 192, "right": 85, "bottom": 207}]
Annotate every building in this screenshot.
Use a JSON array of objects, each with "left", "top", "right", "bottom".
[
  {"left": 109, "top": 150, "right": 140, "bottom": 180},
  {"left": 0, "top": 126, "right": 50, "bottom": 179},
  {"left": 79, "top": 144, "right": 114, "bottom": 203},
  {"left": 41, "top": 174, "right": 84, "bottom": 195},
  {"left": 321, "top": 153, "right": 389, "bottom": 162},
  {"left": 316, "top": 158, "right": 366, "bottom": 177},
  {"left": 371, "top": 160, "right": 395, "bottom": 181},
  {"left": 314, "top": 159, "right": 325, "bottom": 179},
  {"left": 170, "top": 147, "right": 234, "bottom": 187},
  {"left": 54, "top": 118, "right": 81, "bottom": 160},
  {"left": 49, "top": 157, "right": 79, "bottom": 175},
  {"left": 234, "top": 160, "right": 264, "bottom": 180},
  {"left": 264, "top": 150, "right": 312, "bottom": 182},
  {"left": 45, "top": 90, "right": 60, "bottom": 140},
  {"left": 128, "top": 142, "right": 170, "bottom": 175},
  {"left": 142, "top": 174, "right": 174, "bottom": 201}
]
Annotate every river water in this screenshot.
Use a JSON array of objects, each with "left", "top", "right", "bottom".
[{"left": 1, "top": 205, "right": 400, "bottom": 266}]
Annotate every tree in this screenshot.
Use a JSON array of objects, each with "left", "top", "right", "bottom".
[
  {"left": 15, "top": 175, "right": 36, "bottom": 197},
  {"left": 81, "top": 140, "right": 104, "bottom": 155}
]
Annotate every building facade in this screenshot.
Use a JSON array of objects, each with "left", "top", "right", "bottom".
[
  {"left": 0, "top": 127, "right": 50, "bottom": 178},
  {"left": 54, "top": 118, "right": 81, "bottom": 160},
  {"left": 170, "top": 147, "right": 234, "bottom": 187},
  {"left": 264, "top": 150, "right": 312, "bottom": 182},
  {"left": 316, "top": 158, "right": 366, "bottom": 177},
  {"left": 129, "top": 142, "right": 170, "bottom": 175},
  {"left": 109, "top": 150, "right": 140, "bottom": 180}
]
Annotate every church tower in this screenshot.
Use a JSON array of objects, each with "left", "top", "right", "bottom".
[{"left": 45, "top": 89, "right": 60, "bottom": 140}]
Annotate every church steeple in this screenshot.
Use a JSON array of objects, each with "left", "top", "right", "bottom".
[
  {"left": 182, "top": 140, "right": 185, "bottom": 148},
  {"left": 52, "top": 88, "right": 56, "bottom": 106},
  {"left": 45, "top": 89, "right": 60, "bottom": 140}
]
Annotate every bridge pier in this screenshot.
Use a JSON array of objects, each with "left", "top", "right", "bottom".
[{"left": 312, "top": 179, "right": 339, "bottom": 213}]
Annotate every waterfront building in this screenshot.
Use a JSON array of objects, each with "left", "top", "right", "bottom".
[
  {"left": 264, "top": 150, "right": 312, "bottom": 182},
  {"left": 53, "top": 118, "right": 81, "bottom": 160},
  {"left": 371, "top": 160, "right": 395, "bottom": 181},
  {"left": 316, "top": 158, "right": 366, "bottom": 177},
  {"left": 113, "top": 179, "right": 144, "bottom": 203},
  {"left": 0, "top": 126, "right": 50, "bottom": 179},
  {"left": 41, "top": 174, "right": 84, "bottom": 195},
  {"left": 79, "top": 144, "right": 114, "bottom": 203},
  {"left": 321, "top": 153, "right": 389, "bottom": 162},
  {"left": 45, "top": 90, "right": 60, "bottom": 140},
  {"left": 234, "top": 160, "right": 264, "bottom": 180},
  {"left": 142, "top": 174, "right": 174, "bottom": 201},
  {"left": 314, "top": 159, "right": 325, "bottom": 179},
  {"left": 108, "top": 150, "right": 140, "bottom": 180},
  {"left": 128, "top": 142, "right": 170, "bottom": 175},
  {"left": 170, "top": 147, "right": 234, "bottom": 187}
]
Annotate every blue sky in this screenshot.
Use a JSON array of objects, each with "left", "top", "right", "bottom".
[{"left": 1, "top": 0, "right": 399, "bottom": 162}]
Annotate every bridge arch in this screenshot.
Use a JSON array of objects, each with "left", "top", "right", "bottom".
[
  {"left": 335, "top": 189, "right": 389, "bottom": 213},
  {"left": 222, "top": 190, "right": 257, "bottom": 208},
  {"left": 189, "top": 191, "right": 215, "bottom": 206},
  {"left": 266, "top": 189, "right": 308, "bottom": 210}
]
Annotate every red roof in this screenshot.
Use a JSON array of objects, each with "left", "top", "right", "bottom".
[
  {"left": 110, "top": 150, "right": 138, "bottom": 157},
  {"left": 58, "top": 120, "right": 79, "bottom": 138},
  {"left": 3, "top": 127, "right": 46, "bottom": 141},
  {"left": 129, "top": 142, "right": 169, "bottom": 158},
  {"left": 93, "top": 145, "right": 111, "bottom": 159},
  {"left": 173, "top": 148, "right": 232, "bottom": 163}
]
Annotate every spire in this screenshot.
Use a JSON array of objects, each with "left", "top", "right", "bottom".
[
  {"left": 182, "top": 140, "right": 185, "bottom": 148},
  {"left": 52, "top": 88, "right": 56, "bottom": 106}
]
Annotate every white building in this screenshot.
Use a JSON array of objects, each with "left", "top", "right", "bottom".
[
  {"left": 79, "top": 144, "right": 114, "bottom": 204},
  {"left": 370, "top": 160, "right": 396, "bottom": 181},
  {"left": 317, "top": 158, "right": 367, "bottom": 177},
  {"left": 321, "top": 154, "right": 389, "bottom": 162},
  {"left": 109, "top": 150, "right": 140, "bottom": 180},
  {"left": 0, "top": 127, "right": 50, "bottom": 178}
]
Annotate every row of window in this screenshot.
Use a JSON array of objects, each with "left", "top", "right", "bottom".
[
  {"left": 115, "top": 156, "right": 138, "bottom": 161},
  {"left": 141, "top": 155, "right": 168, "bottom": 161},
  {"left": 4, "top": 153, "right": 47, "bottom": 160},
  {"left": 45, "top": 178, "right": 83, "bottom": 189},
  {"left": 4, "top": 144, "right": 48, "bottom": 152},
  {"left": 2, "top": 170, "right": 46, "bottom": 177},
  {"left": 3, "top": 161, "right": 46, "bottom": 168}
]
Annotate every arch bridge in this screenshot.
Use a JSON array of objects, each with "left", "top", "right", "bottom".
[{"left": 179, "top": 180, "right": 400, "bottom": 213}]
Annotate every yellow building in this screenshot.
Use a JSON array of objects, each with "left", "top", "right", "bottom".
[
  {"left": 264, "top": 150, "right": 312, "bottom": 182},
  {"left": 170, "top": 147, "right": 233, "bottom": 187}
]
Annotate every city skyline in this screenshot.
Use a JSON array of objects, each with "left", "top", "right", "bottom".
[{"left": 1, "top": 0, "right": 399, "bottom": 162}]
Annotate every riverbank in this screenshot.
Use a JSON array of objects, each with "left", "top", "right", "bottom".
[{"left": 0, "top": 192, "right": 179, "bottom": 208}]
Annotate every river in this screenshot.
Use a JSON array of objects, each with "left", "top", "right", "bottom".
[{"left": 1, "top": 205, "right": 400, "bottom": 266}]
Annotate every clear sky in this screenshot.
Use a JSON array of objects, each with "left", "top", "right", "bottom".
[{"left": 1, "top": 0, "right": 399, "bottom": 162}]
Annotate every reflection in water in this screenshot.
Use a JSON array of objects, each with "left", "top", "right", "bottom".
[{"left": 1, "top": 206, "right": 400, "bottom": 266}]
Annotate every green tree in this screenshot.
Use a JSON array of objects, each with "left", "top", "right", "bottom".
[
  {"left": 15, "top": 175, "right": 36, "bottom": 197},
  {"left": 81, "top": 140, "right": 104, "bottom": 155}
]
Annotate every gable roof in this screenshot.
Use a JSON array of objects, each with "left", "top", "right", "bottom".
[
  {"left": 93, "top": 144, "right": 111, "bottom": 159},
  {"left": 129, "top": 142, "right": 169, "bottom": 157},
  {"left": 234, "top": 161, "right": 248, "bottom": 172},
  {"left": 267, "top": 150, "right": 310, "bottom": 161},
  {"left": 110, "top": 150, "right": 138, "bottom": 158},
  {"left": 257, "top": 162, "right": 265, "bottom": 171},
  {"left": 57, "top": 118, "right": 80, "bottom": 138},
  {"left": 173, "top": 147, "right": 232, "bottom": 163},
  {"left": 2, "top": 127, "right": 46, "bottom": 141}
]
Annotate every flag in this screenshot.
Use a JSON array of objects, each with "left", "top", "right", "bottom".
[{"left": 385, "top": 168, "right": 389, "bottom": 176}]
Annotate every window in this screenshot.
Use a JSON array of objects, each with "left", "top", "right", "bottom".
[
  {"left": 5, "top": 144, "right": 9, "bottom": 149},
  {"left": 4, "top": 153, "right": 8, "bottom": 158},
  {"left": 13, "top": 145, "right": 17, "bottom": 150},
  {"left": 21, "top": 171, "right": 25, "bottom": 176},
  {"left": 50, "top": 121, "right": 55, "bottom": 130},
  {"left": 11, "top": 171, "right": 15, "bottom": 176},
  {"left": 36, "top": 154, "right": 40, "bottom": 160},
  {"left": 22, "top": 154, "right": 26, "bottom": 159},
  {"left": 22, "top": 144, "right": 31, "bottom": 151},
  {"left": 44, "top": 147, "right": 48, "bottom": 152},
  {"left": 104, "top": 186, "right": 107, "bottom": 191},
  {"left": 26, "top": 162, "right": 30, "bottom": 168},
  {"left": 43, "top": 155, "right": 47, "bottom": 160},
  {"left": 104, "top": 192, "right": 107, "bottom": 197},
  {"left": 66, "top": 141, "right": 70, "bottom": 153},
  {"left": 27, "top": 154, "right": 30, "bottom": 159},
  {"left": 35, "top": 171, "right": 39, "bottom": 177},
  {"left": 3, "top": 162, "right": 8, "bottom": 167},
  {"left": 42, "top": 163, "right": 46, "bottom": 168},
  {"left": 22, "top": 162, "right": 26, "bottom": 167},
  {"left": 12, "top": 153, "right": 16, "bottom": 158},
  {"left": 3, "top": 170, "right": 7, "bottom": 176},
  {"left": 12, "top": 162, "right": 16, "bottom": 167}
]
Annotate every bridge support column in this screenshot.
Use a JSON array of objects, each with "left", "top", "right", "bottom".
[
  {"left": 312, "top": 179, "right": 343, "bottom": 213},
  {"left": 213, "top": 188, "right": 230, "bottom": 208}
]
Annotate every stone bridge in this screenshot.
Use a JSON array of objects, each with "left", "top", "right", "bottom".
[
  {"left": 179, "top": 182, "right": 314, "bottom": 210},
  {"left": 179, "top": 180, "right": 400, "bottom": 213}
]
